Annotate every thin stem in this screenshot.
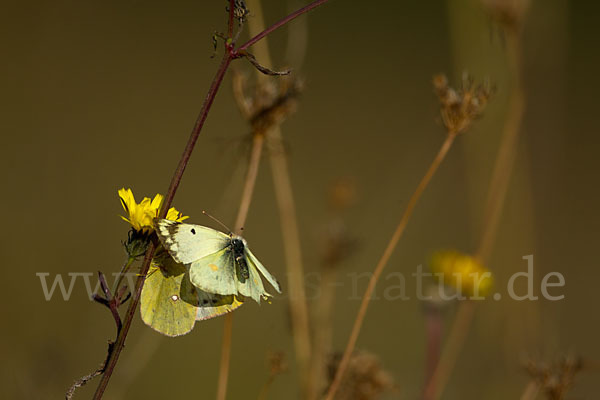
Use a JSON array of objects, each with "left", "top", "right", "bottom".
[
  {"left": 257, "top": 374, "right": 276, "bottom": 400},
  {"left": 227, "top": 0, "right": 235, "bottom": 38},
  {"left": 92, "top": 241, "right": 157, "bottom": 399},
  {"left": 234, "top": 133, "right": 265, "bottom": 233},
  {"left": 112, "top": 256, "right": 135, "bottom": 294},
  {"left": 161, "top": 53, "right": 233, "bottom": 213},
  {"left": 237, "top": 0, "right": 330, "bottom": 52},
  {"left": 269, "top": 127, "right": 313, "bottom": 392},
  {"left": 309, "top": 266, "right": 336, "bottom": 399},
  {"left": 88, "top": 1, "right": 328, "bottom": 396},
  {"left": 477, "top": 33, "right": 525, "bottom": 262},
  {"left": 422, "top": 30, "right": 526, "bottom": 400},
  {"left": 92, "top": 50, "right": 233, "bottom": 400},
  {"left": 216, "top": 133, "right": 265, "bottom": 400},
  {"left": 422, "top": 301, "right": 476, "bottom": 400},
  {"left": 519, "top": 381, "right": 540, "bottom": 400},
  {"left": 422, "top": 305, "right": 443, "bottom": 400},
  {"left": 245, "top": 0, "right": 313, "bottom": 394},
  {"left": 325, "top": 133, "right": 457, "bottom": 400},
  {"left": 216, "top": 312, "right": 235, "bottom": 400}
]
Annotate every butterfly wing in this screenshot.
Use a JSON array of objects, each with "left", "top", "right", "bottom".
[
  {"left": 154, "top": 219, "right": 229, "bottom": 264},
  {"left": 189, "top": 247, "right": 238, "bottom": 296},
  {"left": 140, "top": 260, "right": 197, "bottom": 337},
  {"left": 246, "top": 248, "right": 281, "bottom": 293},
  {"left": 194, "top": 289, "right": 245, "bottom": 320},
  {"left": 235, "top": 253, "right": 267, "bottom": 303},
  {"left": 177, "top": 267, "right": 244, "bottom": 320},
  {"left": 141, "top": 256, "right": 245, "bottom": 336}
]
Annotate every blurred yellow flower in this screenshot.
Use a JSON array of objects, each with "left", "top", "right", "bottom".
[
  {"left": 118, "top": 188, "right": 188, "bottom": 233},
  {"left": 430, "top": 249, "right": 494, "bottom": 297}
]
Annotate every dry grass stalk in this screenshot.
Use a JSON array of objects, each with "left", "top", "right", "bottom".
[
  {"left": 326, "top": 72, "right": 492, "bottom": 400},
  {"left": 424, "top": 2, "right": 528, "bottom": 398},
  {"left": 244, "top": 0, "right": 313, "bottom": 396}
]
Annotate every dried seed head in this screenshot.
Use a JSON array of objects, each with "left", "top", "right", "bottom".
[
  {"left": 524, "top": 355, "right": 584, "bottom": 400},
  {"left": 266, "top": 350, "right": 288, "bottom": 377},
  {"left": 321, "top": 220, "right": 357, "bottom": 269},
  {"left": 483, "top": 0, "right": 531, "bottom": 32},
  {"left": 433, "top": 72, "right": 494, "bottom": 136},
  {"left": 232, "top": 70, "right": 303, "bottom": 138},
  {"left": 327, "top": 351, "right": 395, "bottom": 400},
  {"left": 328, "top": 177, "right": 357, "bottom": 211}
]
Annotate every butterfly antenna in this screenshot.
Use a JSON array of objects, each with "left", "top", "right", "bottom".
[{"left": 202, "top": 210, "right": 232, "bottom": 233}]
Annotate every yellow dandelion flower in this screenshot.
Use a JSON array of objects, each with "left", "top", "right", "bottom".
[
  {"left": 430, "top": 249, "right": 494, "bottom": 297},
  {"left": 118, "top": 188, "right": 188, "bottom": 233}
]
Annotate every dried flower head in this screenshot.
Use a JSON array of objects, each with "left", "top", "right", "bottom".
[
  {"left": 524, "top": 355, "right": 584, "bottom": 400},
  {"left": 266, "top": 350, "right": 288, "bottom": 377},
  {"left": 233, "top": 70, "right": 303, "bottom": 138},
  {"left": 430, "top": 249, "right": 494, "bottom": 297},
  {"left": 433, "top": 72, "right": 493, "bottom": 136},
  {"left": 483, "top": 0, "right": 531, "bottom": 32},
  {"left": 229, "top": 0, "right": 249, "bottom": 25},
  {"left": 326, "top": 351, "right": 395, "bottom": 400},
  {"left": 321, "top": 220, "right": 357, "bottom": 269},
  {"left": 329, "top": 177, "right": 357, "bottom": 211}
]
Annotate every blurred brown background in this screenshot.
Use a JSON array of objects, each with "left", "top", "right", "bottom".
[{"left": 1, "top": 0, "right": 599, "bottom": 398}]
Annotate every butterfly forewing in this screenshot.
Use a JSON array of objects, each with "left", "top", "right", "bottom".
[{"left": 154, "top": 219, "right": 230, "bottom": 264}]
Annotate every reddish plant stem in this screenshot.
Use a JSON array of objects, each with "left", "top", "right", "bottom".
[
  {"left": 237, "top": 0, "right": 330, "bottom": 52},
  {"left": 228, "top": 0, "right": 235, "bottom": 38},
  {"left": 90, "top": 1, "right": 331, "bottom": 397},
  {"left": 422, "top": 305, "right": 443, "bottom": 400},
  {"left": 92, "top": 52, "right": 233, "bottom": 400},
  {"left": 161, "top": 54, "right": 233, "bottom": 213}
]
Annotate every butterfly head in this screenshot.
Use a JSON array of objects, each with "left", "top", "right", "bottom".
[{"left": 231, "top": 236, "right": 247, "bottom": 253}]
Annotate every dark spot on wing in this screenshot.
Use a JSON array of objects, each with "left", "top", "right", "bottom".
[{"left": 191, "top": 228, "right": 196, "bottom": 234}]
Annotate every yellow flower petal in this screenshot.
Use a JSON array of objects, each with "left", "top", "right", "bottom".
[
  {"left": 150, "top": 194, "right": 164, "bottom": 210},
  {"left": 118, "top": 188, "right": 188, "bottom": 233},
  {"left": 431, "top": 249, "right": 494, "bottom": 297}
]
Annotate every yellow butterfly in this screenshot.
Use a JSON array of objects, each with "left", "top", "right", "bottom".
[{"left": 154, "top": 219, "right": 281, "bottom": 303}]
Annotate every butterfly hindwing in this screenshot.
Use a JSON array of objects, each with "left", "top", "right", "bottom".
[
  {"left": 235, "top": 252, "right": 267, "bottom": 303},
  {"left": 154, "top": 219, "right": 229, "bottom": 264},
  {"left": 141, "top": 256, "right": 245, "bottom": 336},
  {"left": 140, "top": 260, "right": 197, "bottom": 337},
  {"left": 194, "top": 288, "right": 244, "bottom": 320}
]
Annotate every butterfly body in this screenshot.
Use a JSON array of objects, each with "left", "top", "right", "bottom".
[
  {"left": 231, "top": 237, "right": 250, "bottom": 280},
  {"left": 154, "top": 219, "right": 280, "bottom": 304}
]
